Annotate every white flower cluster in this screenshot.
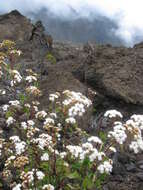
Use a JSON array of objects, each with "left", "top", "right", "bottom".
[
  {"left": 88, "top": 136, "right": 103, "bottom": 144},
  {"left": 126, "top": 115, "right": 143, "bottom": 153},
  {"left": 6, "top": 117, "right": 16, "bottom": 126},
  {"left": 106, "top": 111, "right": 143, "bottom": 154},
  {"left": 63, "top": 90, "right": 92, "bottom": 107},
  {"left": 44, "top": 117, "right": 55, "bottom": 126},
  {"left": 26, "top": 86, "right": 41, "bottom": 96},
  {"left": 10, "top": 70, "right": 22, "bottom": 86},
  {"left": 49, "top": 93, "right": 60, "bottom": 102},
  {"left": 26, "top": 75, "right": 37, "bottom": 83},
  {"left": 104, "top": 110, "right": 123, "bottom": 119},
  {"left": 97, "top": 160, "right": 113, "bottom": 174},
  {"left": 66, "top": 145, "right": 83, "bottom": 159},
  {"left": 128, "top": 114, "right": 143, "bottom": 130},
  {"left": 5, "top": 155, "right": 16, "bottom": 167},
  {"left": 20, "top": 169, "right": 45, "bottom": 187},
  {"left": 129, "top": 139, "right": 143, "bottom": 154},
  {"left": 43, "top": 184, "right": 55, "bottom": 190},
  {"left": 33, "top": 133, "right": 53, "bottom": 150},
  {"left": 21, "top": 120, "right": 35, "bottom": 130},
  {"left": 62, "top": 91, "right": 92, "bottom": 117},
  {"left": 41, "top": 153, "right": 49, "bottom": 161},
  {"left": 36, "top": 170, "right": 45, "bottom": 180},
  {"left": 108, "top": 122, "right": 127, "bottom": 145},
  {"left": 109, "top": 147, "right": 117, "bottom": 153},
  {"left": 66, "top": 136, "right": 105, "bottom": 162},
  {"left": 65, "top": 117, "right": 76, "bottom": 124},
  {"left": 9, "top": 100, "right": 20, "bottom": 106},
  {"left": 68, "top": 103, "right": 86, "bottom": 117},
  {"left": 10, "top": 136, "right": 26, "bottom": 155},
  {"left": 2, "top": 104, "right": 9, "bottom": 112},
  {"left": 36, "top": 111, "right": 47, "bottom": 120}
]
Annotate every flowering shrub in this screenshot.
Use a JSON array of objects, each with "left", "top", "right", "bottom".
[{"left": 0, "top": 40, "right": 143, "bottom": 190}]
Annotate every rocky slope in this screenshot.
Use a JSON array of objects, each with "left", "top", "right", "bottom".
[
  {"left": 1, "top": 10, "right": 143, "bottom": 190},
  {"left": 1, "top": 10, "right": 143, "bottom": 116}
]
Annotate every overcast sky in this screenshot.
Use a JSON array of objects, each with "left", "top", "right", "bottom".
[{"left": 0, "top": 0, "right": 143, "bottom": 45}]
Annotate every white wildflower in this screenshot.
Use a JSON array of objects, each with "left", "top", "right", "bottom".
[
  {"left": 41, "top": 153, "right": 49, "bottom": 161},
  {"left": 2, "top": 104, "right": 9, "bottom": 112},
  {"left": 10, "top": 136, "right": 21, "bottom": 143},
  {"left": 43, "top": 184, "right": 55, "bottom": 190},
  {"left": 27, "top": 120, "right": 35, "bottom": 127},
  {"left": 109, "top": 147, "right": 117, "bottom": 153},
  {"left": 49, "top": 93, "right": 59, "bottom": 102},
  {"left": 26, "top": 75, "right": 37, "bottom": 83},
  {"left": 36, "top": 171, "right": 45, "bottom": 180},
  {"left": 15, "top": 141, "right": 26, "bottom": 155},
  {"left": 104, "top": 110, "right": 123, "bottom": 119},
  {"left": 108, "top": 122, "right": 127, "bottom": 144},
  {"left": 65, "top": 117, "right": 76, "bottom": 124},
  {"left": 9, "top": 100, "right": 20, "bottom": 106},
  {"left": 21, "top": 122, "right": 28, "bottom": 130},
  {"left": 44, "top": 118, "right": 55, "bottom": 125},
  {"left": 36, "top": 111, "right": 47, "bottom": 119},
  {"left": 6, "top": 117, "right": 16, "bottom": 126},
  {"left": 97, "top": 160, "right": 113, "bottom": 174},
  {"left": 88, "top": 136, "right": 103, "bottom": 144}
]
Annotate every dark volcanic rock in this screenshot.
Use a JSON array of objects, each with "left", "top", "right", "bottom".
[
  {"left": 74, "top": 43, "right": 143, "bottom": 105},
  {"left": 0, "top": 10, "right": 33, "bottom": 41},
  {"left": 0, "top": 10, "right": 48, "bottom": 63}
]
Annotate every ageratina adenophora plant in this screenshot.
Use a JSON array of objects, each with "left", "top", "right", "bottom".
[{"left": 0, "top": 40, "right": 143, "bottom": 190}]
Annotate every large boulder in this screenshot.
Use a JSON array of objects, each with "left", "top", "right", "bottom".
[
  {"left": 0, "top": 10, "right": 48, "bottom": 61},
  {"left": 73, "top": 43, "right": 143, "bottom": 105},
  {"left": 0, "top": 10, "right": 33, "bottom": 41}
]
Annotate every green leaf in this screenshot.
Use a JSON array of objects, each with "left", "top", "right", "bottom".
[
  {"left": 95, "top": 173, "right": 107, "bottom": 189},
  {"left": 72, "top": 162, "right": 81, "bottom": 170},
  {"left": 82, "top": 158, "right": 91, "bottom": 168},
  {"left": 67, "top": 171, "right": 79, "bottom": 179},
  {"left": 99, "top": 131, "right": 107, "bottom": 143},
  {"left": 5, "top": 110, "right": 14, "bottom": 118},
  {"left": 82, "top": 176, "right": 93, "bottom": 189},
  {"left": 66, "top": 184, "right": 80, "bottom": 190},
  {"left": 19, "top": 93, "right": 27, "bottom": 104}
]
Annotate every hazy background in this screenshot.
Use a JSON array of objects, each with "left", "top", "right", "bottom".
[{"left": 0, "top": 0, "right": 143, "bottom": 46}]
